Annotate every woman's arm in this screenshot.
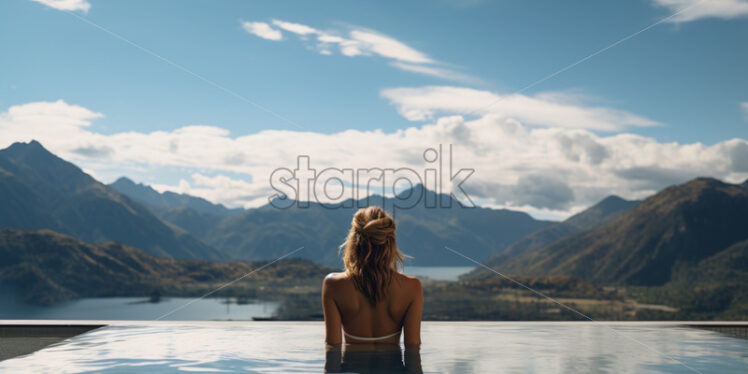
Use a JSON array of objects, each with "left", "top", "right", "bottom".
[
  {"left": 322, "top": 275, "right": 343, "bottom": 345},
  {"left": 324, "top": 344, "right": 343, "bottom": 372},
  {"left": 402, "top": 278, "right": 423, "bottom": 346},
  {"left": 404, "top": 344, "right": 423, "bottom": 374}
]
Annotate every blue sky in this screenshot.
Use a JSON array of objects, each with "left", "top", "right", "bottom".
[{"left": 1, "top": 0, "right": 747, "bottom": 218}]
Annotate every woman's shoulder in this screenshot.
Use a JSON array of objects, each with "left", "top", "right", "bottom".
[
  {"left": 394, "top": 272, "right": 422, "bottom": 290},
  {"left": 323, "top": 272, "right": 349, "bottom": 285}
]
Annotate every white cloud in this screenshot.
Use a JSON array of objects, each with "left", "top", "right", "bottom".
[
  {"left": 742, "top": 101, "right": 748, "bottom": 120},
  {"left": 381, "top": 86, "right": 660, "bottom": 131},
  {"left": 244, "top": 19, "right": 431, "bottom": 64},
  {"left": 30, "top": 0, "right": 90, "bottom": 12},
  {"left": 2, "top": 100, "right": 746, "bottom": 218},
  {"left": 346, "top": 29, "right": 433, "bottom": 64},
  {"left": 389, "top": 62, "right": 480, "bottom": 84},
  {"left": 271, "top": 20, "right": 319, "bottom": 35},
  {"left": 651, "top": 0, "right": 748, "bottom": 22},
  {"left": 241, "top": 19, "right": 474, "bottom": 82},
  {"left": 152, "top": 173, "right": 264, "bottom": 208},
  {"left": 241, "top": 21, "right": 283, "bottom": 41}
]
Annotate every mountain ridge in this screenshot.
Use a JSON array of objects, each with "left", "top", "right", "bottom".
[
  {"left": 485, "top": 194, "right": 640, "bottom": 262},
  {"left": 483, "top": 177, "right": 748, "bottom": 286},
  {"left": 0, "top": 141, "right": 224, "bottom": 260},
  {"left": 108, "top": 173, "right": 554, "bottom": 266},
  {"left": 110, "top": 177, "right": 241, "bottom": 217},
  {"left": 1, "top": 141, "right": 555, "bottom": 266}
]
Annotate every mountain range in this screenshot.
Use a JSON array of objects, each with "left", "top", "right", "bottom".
[
  {"left": 1, "top": 141, "right": 560, "bottom": 266},
  {"left": 1, "top": 141, "right": 747, "bottom": 317},
  {"left": 110, "top": 177, "right": 642, "bottom": 267},
  {"left": 112, "top": 180, "right": 556, "bottom": 266},
  {"left": 0, "top": 141, "right": 223, "bottom": 260},
  {"left": 473, "top": 178, "right": 748, "bottom": 288},
  {"left": 488, "top": 195, "right": 640, "bottom": 262},
  {"left": 2, "top": 141, "right": 746, "bottom": 291},
  {"left": 110, "top": 177, "right": 242, "bottom": 217}
]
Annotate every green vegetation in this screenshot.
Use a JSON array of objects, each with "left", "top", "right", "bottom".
[
  {"left": 2, "top": 228, "right": 744, "bottom": 320},
  {"left": 466, "top": 178, "right": 748, "bottom": 321},
  {"left": 0, "top": 229, "right": 332, "bottom": 306},
  {"left": 627, "top": 239, "right": 748, "bottom": 320}
]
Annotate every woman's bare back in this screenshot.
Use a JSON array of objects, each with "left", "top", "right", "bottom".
[{"left": 322, "top": 271, "right": 423, "bottom": 345}]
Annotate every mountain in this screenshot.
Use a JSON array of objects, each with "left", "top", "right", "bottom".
[
  {"left": 485, "top": 178, "right": 748, "bottom": 286},
  {"left": 0, "top": 228, "right": 330, "bottom": 305},
  {"left": 109, "top": 177, "right": 242, "bottom": 237},
  {"left": 563, "top": 195, "right": 640, "bottom": 228},
  {"left": 200, "top": 187, "right": 553, "bottom": 266},
  {"left": 0, "top": 141, "right": 553, "bottom": 266},
  {"left": 0, "top": 141, "right": 223, "bottom": 260},
  {"left": 110, "top": 177, "right": 241, "bottom": 217},
  {"left": 109, "top": 178, "right": 555, "bottom": 267},
  {"left": 489, "top": 195, "right": 639, "bottom": 260}
]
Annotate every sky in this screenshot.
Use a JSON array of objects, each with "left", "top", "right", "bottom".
[{"left": 1, "top": 0, "right": 747, "bottom": 219}]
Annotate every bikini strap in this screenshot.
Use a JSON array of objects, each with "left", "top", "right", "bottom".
[{"left": 343, "top": 329, "right": 401, "bottom": 341}]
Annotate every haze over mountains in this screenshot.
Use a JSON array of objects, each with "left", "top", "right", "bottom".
[
  {"left": 110, "top": 177, "right": 242, "bottom": 217},
  {"left": 109, "top": 177, "right": 645, "bottom": 267},
  {"left": 111, "top": 176, "right": 555, "bottom": 266}
]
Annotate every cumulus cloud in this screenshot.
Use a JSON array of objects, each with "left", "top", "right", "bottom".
[
  {"left": 151, "top": 173, "right": 262, "bottom": 208},
  {"left": 241, "top": 22, "right": 283, "bottom": 41},
  {"left": 381, "top": 86, "right": 660, "bottom": 131},
  {"left": 651, "top": 0, "right": 748, "bottom": 22},
  {"left": 725, "top": 140, "right": 748, "bottom": 172},
  {"left": 2, "top": 100, "right": 746, "bottom": 217},
  {"left": 512, "top": 174, "right": 575, "bottom": 210},
  {"left": 30, "top": 0, "right": 90, "bottom": 12},
  {"left": 241, "top": 19, "right": 476, "bottom": 82},
  {"left": 71, "top": 144, "right": 114, "bottom": 158}
]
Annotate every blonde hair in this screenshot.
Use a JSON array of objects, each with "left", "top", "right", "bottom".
[{"left": 342, "top": 206, "right": 404, "bottom": 305}]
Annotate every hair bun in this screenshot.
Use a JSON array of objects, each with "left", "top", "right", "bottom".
[{"left": 358, "top": 217, "right": 396, "bottom": 244}]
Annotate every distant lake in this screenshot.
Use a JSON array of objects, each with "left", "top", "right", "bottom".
[
  {"left": 0, "top": 268, "right": 471, "bottom": 321},
  {"left": 403, "top": 266, "right": 474, "bottom": 281},
  {"left": 0, "top": 297, "right": 278, "bottom": 321}
]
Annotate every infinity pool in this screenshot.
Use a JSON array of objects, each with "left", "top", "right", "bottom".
[{"left": 1, "top": 322, "right": 746, "bottom": 373}]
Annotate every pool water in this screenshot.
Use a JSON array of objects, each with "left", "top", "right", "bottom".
[{"left": 1, "top": 322, "right": 746, "bottom": 373}]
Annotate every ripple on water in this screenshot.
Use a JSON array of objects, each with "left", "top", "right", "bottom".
[{"left": 0, "top": 322, "right": 746, "bottom": 373}]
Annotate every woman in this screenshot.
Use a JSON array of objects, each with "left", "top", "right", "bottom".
[{"left": 322, "top": 206, "right": 423, "bottom": 346}]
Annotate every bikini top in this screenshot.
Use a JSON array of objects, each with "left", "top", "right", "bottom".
[{"left": 343, "top": 329, "right": 402, "bottom": 342}]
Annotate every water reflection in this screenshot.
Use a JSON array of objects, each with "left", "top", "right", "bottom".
[
  {"left": 325, "top": 344, "right": 422, "bottom": 374},
  {"left": 0, "top": 297, "right": 278, "bottom": 320},
  {"left": 1, "top": 323, "right": 745, "bottom": 373}
]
